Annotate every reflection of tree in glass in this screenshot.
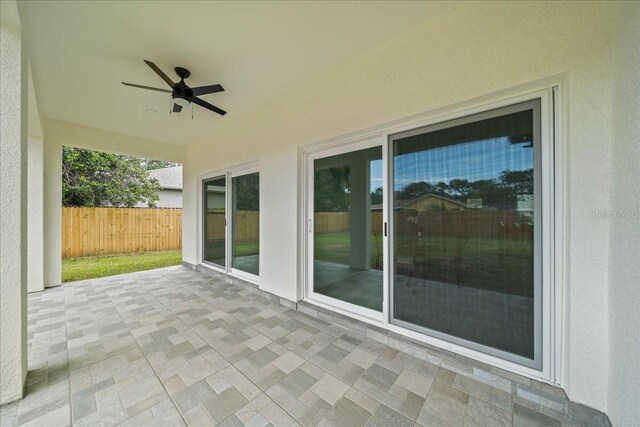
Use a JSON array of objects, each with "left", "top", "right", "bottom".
[
  {"left": 234, "top": 174, "right": 259, "bottom": 211},
  {"left": 314, "top": 166, "right": 351, "bottom": 212},
  {"left": 391, "top": 168, "right": 534, "bottom": 210}
]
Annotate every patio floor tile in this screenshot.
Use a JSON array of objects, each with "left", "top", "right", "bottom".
[{"left": 0, "top": 266, "right": 610, "bottom": 426}]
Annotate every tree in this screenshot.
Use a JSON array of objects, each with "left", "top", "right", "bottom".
[
  {"left": 62, "top": 147, "right": 161, "bottom": 207},
  {"left": 141, "top": 159, "right": 180, "bottom": 171},
  {"left": 370, "top": 187, "right": 383, "bottom": 205},
  {"left": 314, "top": 166, "right": 351, "bottom": 212},
  {"left": 234, "top": 173, "right": 259, "bottom": 211}
]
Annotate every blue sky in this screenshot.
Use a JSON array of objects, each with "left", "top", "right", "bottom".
[{"left": 369, "top": 137, "right": 533, "bottom": 191}]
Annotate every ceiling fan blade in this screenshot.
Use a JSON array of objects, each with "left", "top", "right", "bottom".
[
  {"left": 122, "top": 82, "right": 172, "bottom": 93},
  {"left": 192, "top": 97, "right": 226, "bottom": 116},
  {"left": 190, "top": 84, "right": 224, "bottom": 97},
  {"left": 143, "top": 60, "right": 175, "bottom": 88},
  {"left": 172, "top": 103, "right": 182, "bottom": 113}
]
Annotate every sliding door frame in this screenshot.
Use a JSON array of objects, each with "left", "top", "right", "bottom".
[
  {"left": 304, "top": 136, "right": 387, "bottom": 324},
  {"left": 229, "top": 166, "right": 260, "bottom": 283},
  {"left": 380, "top": 88, "right": 555, "bottom": 379},
  {"left": 387, "top": 98, "right": 544, "bottom": 370},
  {"left": 301, "top": 78, "right": 563, "bottom": 384},
  {"left": 202, "top": 174, "right": 227, "bottom": 271},
  {"left": 199, "top": 161, "right": 260, "bottom": 284}
]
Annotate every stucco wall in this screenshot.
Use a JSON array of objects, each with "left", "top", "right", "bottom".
[
  {"left": 179, "top": 1, "right": 622, "bottom": 415},
  {"left": 607, "top": 2, "right": 640, "bottom": 425},
  {"left": 27, "top": 136, "right": 44, "bottom": 293},
  {"left": 0, "top": 18, "right": 28, "bottom": 404}
]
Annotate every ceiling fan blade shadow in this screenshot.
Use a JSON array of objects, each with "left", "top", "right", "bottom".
[
  {"left": 122, "top": 82, "right": 171, "bottom": 93},
  {"left": 143, "top": 60, "right": 175, "bottom": 88},
  {"left": 192, "top": 97, "right": 226, "bottom": 116},
  {"left": 173, "top": 103, "right": 182, "bottom": 113},
  {"left": 191, "top": 84, "right": 224, "bottom": 96}
]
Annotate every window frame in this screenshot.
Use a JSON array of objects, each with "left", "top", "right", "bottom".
[
  {"left": 304, "top": 137, "right": 387, "bottom": 324},
  {"left": 229, "top": 167, "right": 260, "bottom": 282},
  {"left": 387, "top": 99, "right": 543, "bottom": 370}
]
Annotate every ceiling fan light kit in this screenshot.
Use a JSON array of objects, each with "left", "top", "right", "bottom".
[{"left": 122, "top": 60, "right": 226, "bottom": 117}]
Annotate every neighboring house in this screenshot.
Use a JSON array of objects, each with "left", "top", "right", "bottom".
[
  {"left": 372, "top": 194, "right": 466, "bottom": 212},
  {"left": 205, "top": 184, "right": 225, "bottom": 211},
  {"left": 400, "top": 193, "right": 466, "bottom": 211},
  {"left": 137, "top": 165, "right": 182, "bottom": 208}
]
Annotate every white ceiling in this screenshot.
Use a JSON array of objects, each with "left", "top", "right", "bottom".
[{"left": 23, "top": 1, "right": 455, "bottom": 147}]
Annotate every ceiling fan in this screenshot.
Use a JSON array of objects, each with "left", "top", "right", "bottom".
[{"left": 122, "top": 60, "right": 226, "bottom": 116}]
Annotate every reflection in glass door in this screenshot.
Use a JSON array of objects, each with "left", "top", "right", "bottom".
[
  {"left": 312, "top": 146, "right": 383, "bottom": 312},
  {"left": 390, "top": 101, "right": 541, "bottom": 367},
  {"left": 232, "top": 172, "right": 260, "bottom": 276},
  {"left": 203, "top": 176, "right": 226, "bottom": 267}
]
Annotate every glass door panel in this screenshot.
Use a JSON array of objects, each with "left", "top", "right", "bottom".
[
  {"left": 313, "top": 146, "right": 383, "bottom": 312},
  {"left": 232, "top": 173, "right": 260, "bottom": 276},
  {"left": 203, "top": 177, "right": 226, "bottom": 267},
  {"left": 391, "top": 101, "right": 540, "bottom": 364}
]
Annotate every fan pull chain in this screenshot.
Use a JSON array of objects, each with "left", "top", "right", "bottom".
[
  {"left": 192, "top": 103, "right": 194, "bottom": 120},
  {"left": 169, "top": 96, "right": 171, "bottom": 114}
]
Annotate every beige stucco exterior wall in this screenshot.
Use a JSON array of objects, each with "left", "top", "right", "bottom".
[
  {"left": 607, "top": 2, "right": 640, "bottom": 425},
  {"left": 0, "top": 11, "right": 29, "bottom": 404},
  {"left": 181, "top": 1, "right": 627, "bottom": 415},
  {"left": 27, "top": 136, "right": 44, "bottom": 293}
]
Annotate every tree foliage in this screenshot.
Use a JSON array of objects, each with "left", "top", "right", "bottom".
[
  {"left": 392, "top": 169, "right": 534, "bottom": 209},
  {"left": 234, "top": 173, "right": 260, "bottom": 211},
  {"left": 314, "top": 165, "right": 534, "bottom": 212},
  {"left": 314, "top": 166, "right": 351, "bottom": 212},
  {"left": 141, "top": 159, "right": 180, "bottom": 171},
  {"left": 62, "top": 147, "right": 161, "bottom": 207}
]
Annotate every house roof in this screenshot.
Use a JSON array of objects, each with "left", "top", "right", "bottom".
[
  {"left": 371, "top": 193, "right": 467, "bottom": 210},
  {"left": 148, "top": 165, "right": 182, "bottom": 190}
]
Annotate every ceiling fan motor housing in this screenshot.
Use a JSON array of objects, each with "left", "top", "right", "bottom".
[
  {"left": 174, "top": 66, "right": 191, "bottom": 80},
  {"left": 173, "top": 75, "right": 193, "bottom": 106}
]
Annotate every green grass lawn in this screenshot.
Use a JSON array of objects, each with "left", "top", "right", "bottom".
[
  {"left": 314, "top": 231, "right": 383, "bottom": 269},
  {"left": 314, "top": 231, "right": 534, "bottom": 297},
  {"left": 62, "top": 249, "right": 182, "bottom": 283},
  {"left": 204, "top": 240, "right": 259, "bottom": 263}
]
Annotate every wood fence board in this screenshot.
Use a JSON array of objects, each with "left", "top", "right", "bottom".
[{"left": 62, "top": 207, "right": 183, "bottom": 258}]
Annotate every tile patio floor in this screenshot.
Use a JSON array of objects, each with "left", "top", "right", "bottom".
[{"left": 0, "top": 266, "right": 608, "bottom": 427}]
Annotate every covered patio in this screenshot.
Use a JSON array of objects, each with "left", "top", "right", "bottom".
[
  {"left": 0, "top": 267, "right": 605, "bottom": 427},
  {"left": 2, "top": 1, "right": 639, "bottom": 425}
]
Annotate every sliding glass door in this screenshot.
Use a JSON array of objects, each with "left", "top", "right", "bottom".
[
  {"left": 390, "top": 100, "right": 541, "bottom": 367},
  {"left": 203, "top": 176, "right": 226, "bottom": 267},
  {"left": 310, "top": 144, "right": 384, "bottom": 315},
  {"left": 203, "top": 168, "right": 260, "bottom": 280},
  {"left": 231, "top": 172, "right": 260, "bottom": 277}
]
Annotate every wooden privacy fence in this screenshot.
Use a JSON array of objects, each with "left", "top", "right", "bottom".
[
  {"left": 62, "top": 207, "right": 531, "bottom": 258},
  {"left": 62, "top": 207, "right": 182, "bottom": 258},
  {"left": 205, "top": 210, "right": 259, "bottom": 241},
  {"left": 315, "top": 211, "right": 532, "bottom": 240},
  {"left": 313, "top": 212, "right": 350, "bottom": 233},
  {"left": 391, "top": 210, "right": 533, "bottom": 240}
]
